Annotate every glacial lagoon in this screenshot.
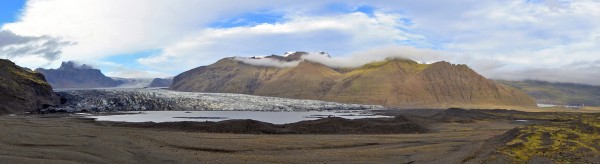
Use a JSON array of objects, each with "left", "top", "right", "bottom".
[{"left": 86, "top": 111, "right": 392, "bottom": 124}]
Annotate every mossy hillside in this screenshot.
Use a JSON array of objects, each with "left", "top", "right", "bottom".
[
  {"left": 0, "top": 59, "right": 59, "bottom": 114},
  {"left": 11, "top": 67, "right": 50, "bottom": 86},
  {"left": 496, "top": 114, "right": 600, "bottom": 163},
  {"left": 0, "top": 60, "right": 50, "bottom": 86}
]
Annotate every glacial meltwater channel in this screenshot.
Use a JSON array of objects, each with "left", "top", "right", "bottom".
[{"left": 87, "top": 111, "right": 392, "bottom": 124}]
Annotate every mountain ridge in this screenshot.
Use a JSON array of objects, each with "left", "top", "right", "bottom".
[
  {"left": 170, "top": 53, "right": 536, "bottom": 108},
  {"left": 35, "top": 61, "right": 123, "bottom": 89}
]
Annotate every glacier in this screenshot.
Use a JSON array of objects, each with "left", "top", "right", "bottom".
[{"left": 48, "top": 88, "right": 386, "bottom": 112}]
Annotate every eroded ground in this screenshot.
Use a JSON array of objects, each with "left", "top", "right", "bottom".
[
  {"left": 0, "top": 114, "right": 517, "bottom": 163},
  {"left": 1, "top": 108, "right": 599, "bottom": 163}
]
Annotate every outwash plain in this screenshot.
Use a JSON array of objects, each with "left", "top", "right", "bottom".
[{"left": 2, "top": 107, "right": 600, "bottom": 163}]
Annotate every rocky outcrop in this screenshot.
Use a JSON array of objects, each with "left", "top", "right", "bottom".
[
  {"left": 171, "top": 53, "right": 536, "bottom": 108},
  {"left": 35, "top": 61, "right": 123, "bottom": 89},
  {"left": 149, "top": 78, "right": 173, "bottom": 87},
  {"left": 50, "top": 88, "right": 385, "bottom": 113},
  {"left": 0, "top": 59, "right": 59, "bottom": 114}
]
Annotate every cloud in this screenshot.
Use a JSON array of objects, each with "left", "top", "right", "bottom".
[
  {"left": 233, "top": 46, "right": 444, "bottom": 68},
  {"left": 302, "top": 46, "right": 442, "bottom": 68},
  {"left": 358, "top": 0, "right": 600, "bottom": 85},
  {"left": 234, "top": 57, "right": 302, "bottom": 68},
  {"left": 0, "top": 30, "right": 72, "bottom": 67},
  {"left": 106, "top": 69, "right": 172, "bottom": 79},
  {"left": 89, "top": 61, "right": 171, "bottom": 78},
  {"left": 488, "top": 61, "right": 600, "bottom": 85},
  {"left": 3, "top": 0, "right": 600, "bottom": 85},
  {"left": 138, "top": 11, "right": 423, "bottom": 71},
  {"left": 59, "top": 61, "right": 94, "bottom": 70},
  {"left": 2, "top": 0, "right": 340, "bottom": 68}
]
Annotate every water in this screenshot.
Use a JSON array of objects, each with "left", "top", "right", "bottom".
[
  {"left": 87, "top": 111, "right": 392, "bottom": 124},
  {"left": 537, "top": 103, "right": 558, "bottom": 108}
]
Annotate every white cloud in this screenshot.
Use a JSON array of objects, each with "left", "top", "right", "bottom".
[
  {"left": 359, "top": 0, "right": 600, "bottom": 84},
  {"left": 138, "top": 11, "right": 423, "bottom": 71},
  {"left": 3, "top": 0, "right": 600, "bottom": 84},
  {"left": 233, "top": 46, "right": 443, "bottom": 69},
  {"left": 302, "top": 46, "right": 442, "bottom": 68},
  {"left": 88, "top": 61, "right": 170, "bottom": 78},
  {"left": 1, "top": 0, "right": 315, "bottom": 67},
  {"left": 234, "top": 57, "right": 302, "bottom": 68},
  {"left": 105, "top": 69, "right": 171, "bottom": 79}
]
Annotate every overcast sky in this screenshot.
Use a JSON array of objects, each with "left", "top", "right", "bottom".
[{"left": 1, "top": 0, "right": 599, "bottom": 85}]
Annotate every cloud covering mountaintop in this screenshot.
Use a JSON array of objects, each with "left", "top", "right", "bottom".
[{"left": 0, "top": 0, "right": 599, "bottom": 85}]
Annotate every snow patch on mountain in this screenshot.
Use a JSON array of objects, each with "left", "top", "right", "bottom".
[{"left": 234, "top": 51, "right": 333, "bottom": 68}]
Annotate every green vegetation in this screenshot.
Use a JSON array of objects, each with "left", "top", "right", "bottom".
[
  {"left": 12, "top": 69, "right": 49, "bottom": 85},
  {"left": 1, "top": 60, "right": 50, "bottom": 86},
  {"left": 497, "top": 113, "right": 600, "bottom": 162},
  {"left": 497, "top": 80, "right": 600, "bottom": 106}
]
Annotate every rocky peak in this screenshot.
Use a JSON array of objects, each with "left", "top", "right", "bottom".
[
  {"left": 58, "top": 61, "right": 93, "bottom": 70},
  {"left": 247, "top": 51, "right": 331, "bottom": 62}
]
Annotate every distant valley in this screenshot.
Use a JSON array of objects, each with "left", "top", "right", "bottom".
[{"left": 497, "top": 80, "right": 600, "bottom": 106}]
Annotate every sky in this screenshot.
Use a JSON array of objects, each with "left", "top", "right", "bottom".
[{"left": 1, "top": 0, "right": 600, "bottom": 85}]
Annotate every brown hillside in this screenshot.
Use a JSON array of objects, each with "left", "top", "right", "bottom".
[
  {"left": 170, "top": 56, "right": 536, "bottom": 108},
  {"left": 171, "top": 58, "right": 282, "bottom": 94},
  {"left": 255, "top": 61, "right": 341, "bottom": 99}
]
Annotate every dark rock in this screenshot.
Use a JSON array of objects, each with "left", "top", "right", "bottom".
[
  {"left": 429, "top": 108, "right": 499, "bottom": 123},
  {"left": 0, "top": 59, "right": 59, "bottom": 114},
  {"left": 104, "top": 115, "right": 428, "bottom": 134}
]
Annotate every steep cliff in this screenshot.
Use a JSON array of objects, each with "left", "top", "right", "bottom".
[
  {"left": 171, "top": 53, "right": 536, "bottom": 108},
  {"left": 35, "top": 61, "right": 123, "bottom": 89},
  {"left": 0, "top": 59, "right": 59, "bottom": 114}
]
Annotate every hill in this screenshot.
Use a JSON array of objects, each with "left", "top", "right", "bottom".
[
  {"left": 0, "top": 59, "right": 59, "bottom": 114},
  {"left": 171, "top": 52, "right": 536, "bottom": 108},
  {"left": 497, "top": 80, "right": 600, "bottom": 106}
]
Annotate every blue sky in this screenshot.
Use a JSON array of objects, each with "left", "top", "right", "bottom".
[
  {"left": 0, "top": 1, "right": 25, "bottom": 24},
  {"left": 1, "top": 0, "right": 600, "bottom": 85}
]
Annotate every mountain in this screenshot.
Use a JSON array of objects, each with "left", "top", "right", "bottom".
[
  {"left": 171, "top": 52, "right": 536, "bottom": 108},
  {"left": 149, "top": 78, "right": 173, "bottom": 87},
  {"left": 0, "top": 59, "right": 59, "bottom": 114},
  {"left": 497, "top": 80, "right": 600, "bottom": 106},
  {"left": 35, "top": 61, "right": 123, "bottom": 89}
]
